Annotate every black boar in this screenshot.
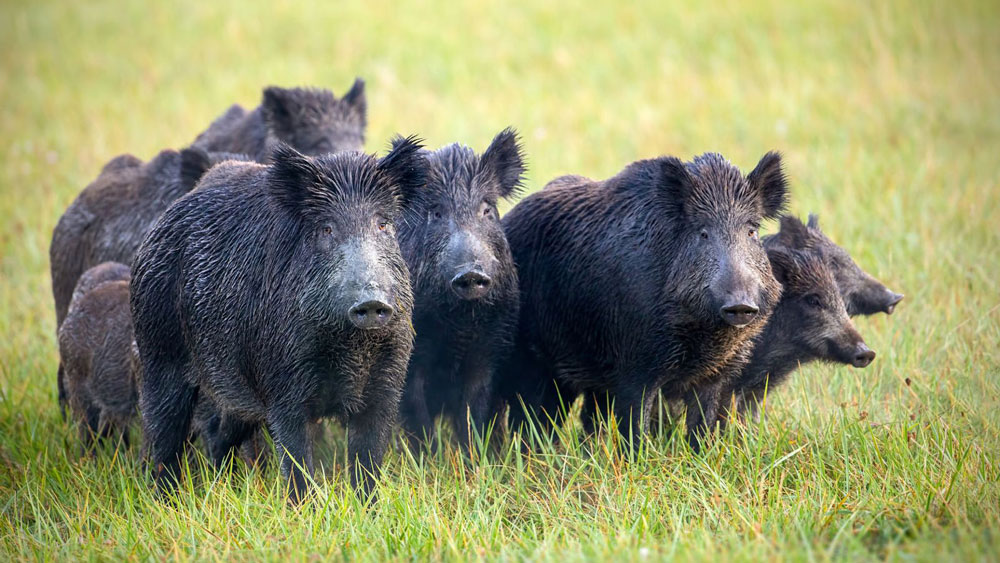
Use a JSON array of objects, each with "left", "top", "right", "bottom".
[
  {"left": 190, "top": 79, "right": 366, "bottom": 161},
  {"left": 130, "top": 139, "right": 427, "bottom": 502},
  {"left": 719, "top": 246, "right": 875, "bottom": 425},
  {"left": 396, "top": 128, "right": 525, "bottom": 451},
  {"left": 59, "top": 262, "right": 136, "bottom": 450},
  {"left": 50, "top": 148, "right": 249, "bottom": 411},
  {"left": 764, "top": 214, "right": 903, "bottom": 316},
  {"left": 499, "top": 152, "right": 788, "bottom": 446}
]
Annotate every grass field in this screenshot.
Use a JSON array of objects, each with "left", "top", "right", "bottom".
[{"left": 1, "top": 0, "right": 999, "bottom": 560}]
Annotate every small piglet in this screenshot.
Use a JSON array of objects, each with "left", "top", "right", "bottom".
[
  {"left": 50, "top": 148, "right": 249, "bottom": 411},
  {"left": 59, "top": 262, "right": 136, "bottom": 450},
  {"left": 131, "top": 139, "right": 427, "bottom": 502},
  {"left": 397, "top": 128, "right": 525, "bottom": 451}
]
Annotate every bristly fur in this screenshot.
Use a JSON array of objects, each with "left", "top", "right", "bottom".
[
  {"left": 131, "top": 135, "right": 425, "bottom": 502},
  {"left": 50, "top": 148, "right": 250, "bottom": 411},
  {"left": 497, "top": 150, "right": 787, "bottom": 450},
  {"left": 395, "top": 129, "right": 525, "bottom": 451},
  {"left": 718, "top": 245, "right": 872, "bottom": 425},
  {"left": 764, "top": 214, "right": 903, "bottom": 317},
  {"left": 190, "top": 78, "right": 367, "bottom": 162},
  {"left": 268, "top": 137, "right": 426, "bottom": 222}
]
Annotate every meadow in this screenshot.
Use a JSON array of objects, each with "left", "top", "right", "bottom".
[{"left": 1, "top": 0, "right": 998, "bottom": 560}]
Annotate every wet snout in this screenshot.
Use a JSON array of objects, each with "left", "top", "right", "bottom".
[
  {"left": 451, "top": 270, "right": 492, "bottom": 300},
  {"left": 851, "top": 342, "right": 876, "bottom": 368},
  {"left": 884, "top": 291, "right": 904, "bottom": 315},
  {"left": 340, "top": 237, "right": 398, "bottom": 330},
  {"left": 719, "top": 301, "right": 759, "bottom": 326},
  {"left": 446, "top": 229, "right": 495, "bottom": 301},
  {"left": 348, "top": 294, "right": 395, "bottom": 329},
  {"left": 714, "top": 249, "right": 762, "bottom": 327}
]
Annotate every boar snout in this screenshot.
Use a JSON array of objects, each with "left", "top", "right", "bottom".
[
  {"left": 851, "top": 342, "right": 876, "bottom": 368},
  {"left": 885, "top": 291, "right": 904, "bottom": 315},
  {"left": 719, "top": 301, "right": 759, "bottom": 327},
  {"left": 348, "top": 296, "right": 395, "bottom": 330},
  {"left": 451, "top": 269, "right": 492, "bottom": 300}
]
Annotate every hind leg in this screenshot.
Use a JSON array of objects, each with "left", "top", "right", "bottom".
[
  {"left": 141, "top": 359, "right": 197, "bottom": 493},
  {"left": 207, "top": 413, "right": 259, "bottom": 469}
]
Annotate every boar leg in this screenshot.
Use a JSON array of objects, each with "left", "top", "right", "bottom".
[
  {"left": 684, "top": 382, "right": 723, "bottom": 453},
  {"left": 348, "top": 395, "right": 398, "bottom": 501},
  {"left": 208, "top": 413, "right": 259, "bottom": 470},
  {"left": 267, "top": 408, "right": 312, "bottom": 504},
  {"left": 142, "top": 360, "right": 197, "bottom": 492},
  {"left": 454, "top": 356, "right": 497, "bottom": 453},
  {"left": 401, "top": 368, "right": 435, "bottom": 452}
]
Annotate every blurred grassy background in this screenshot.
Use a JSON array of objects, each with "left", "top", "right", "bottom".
[{"left": 1, "top": 0, "right": 998, "bottom": 560}]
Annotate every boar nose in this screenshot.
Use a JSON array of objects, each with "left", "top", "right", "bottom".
[
  {"left": 348, "top": 299, "right": 395, "bottom": 330},
  {"left": 852, "top": 343, "right": 876, "bottom": 368},
  {"left": 884, "top": 292, "right": 904, "bottom": 315},
  {"left": 451, "top": 270, "right": 492, "bottom": 300},
  {"left": 719, "top": 302, "right": 759, "bottom": 327}
]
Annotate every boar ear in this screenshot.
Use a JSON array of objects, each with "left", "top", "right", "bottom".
[
  {"left": 658, "top": 156, "right": 695, "bottom": 213},
  {"left": 480, "top": 127, "right": 527, "bottom": 200},
  {"left": 767, "top": 248, "right": 801, "bottom": 287},
  {"left": 807, "top": 213, "right": 820, "bottom": 230},
  {"left": 267, "top": 143, "right": 322, "bottom": 213},
  {"left": 747, "top": 151, "right": 788, "bottom": 219},
  {"left": 342, "top": 78, "right": 367, "bottom": 124},
  {"left": 379, "top": 135, "right": 428, "bottom": 207},
  {"left": 775, "top": 215, "right": 812, "bottom": 249},
  {"left": 262, "top": 87, "right": 298, "bottom": 137},
  {"left": 178, "top": 148, "right": 213, "bottom": 192}
]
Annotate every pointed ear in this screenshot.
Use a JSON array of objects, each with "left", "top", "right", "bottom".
[
  {"left": 658, "top": 156, "right": 695, "bottom": 214},
  {"left": 480, "top": 127, "right": 526, "bottom": 200},
  {"left": 774, "top": 215, "right": 812, "bottom": 249},
  {"left": 767, "top": 247, "right": 800, "bottom": 287},
  {"left": 261, "top": 87, "right": 298, "bottom": 136},
  {"left": 267, "top": 143, "right": 321, "bottom": 213},
  {"left": 178, "top": 148, "right": 213, "bottom": 192},
  {"left": 807, "top": 212, "right": 820, "bottom": 230},
  {"left": 747, "top": 151, "right": 788, "bottom": 219},
  {"left": 342, "top": 78, "right": 367, "bottom": 125},
  {"left": 379, "top": 135, "right": 428, "bottom": 208}
]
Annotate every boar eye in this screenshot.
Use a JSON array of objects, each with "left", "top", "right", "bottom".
[
  {"left": 700, "top": 229, "right": 709, "bottom": 240},
  {"left": 322, "top": 225, "right": 333, "bottom": 236},
  {"left": 430, "top": 207, "right": 442, "bottom": 221},
  {"left": 806, "top": 294, "right": 824, "bottom": 309},
  {"left": 748, "top": 228, "right": 758, "bottom": 240},
  {"left": 481, "top": 201, "right": 493, "bottom": 218},
  {"left": 377, "top": 220, "right": 389, "bottom": 232}
]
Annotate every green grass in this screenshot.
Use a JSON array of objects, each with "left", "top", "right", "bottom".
[{"left": 1, "top": 0, "right": 998, "bottom": 559}]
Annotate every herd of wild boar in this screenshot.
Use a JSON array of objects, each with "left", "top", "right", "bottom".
[{"left": 49, "top": 78, "right": 904, "bottom": 502}]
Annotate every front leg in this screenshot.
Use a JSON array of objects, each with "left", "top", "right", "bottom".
[
  {"left": 453, "top": 354, "right": 499, "bottom": 453},
  {"left": 266, "top": 406, "right": 312, "bottom": 504},
  {"left": 400, "top": 365, "right": 435, "bottom": 452},
  {"left": 348, "top": 395, "right": 398, "bottom": 500},
  {"left": 684, "top": 382, "right": 723, "bottom": 453},
  {"left": 348, "top": 343, "right": 406, "bottom": 500}
]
